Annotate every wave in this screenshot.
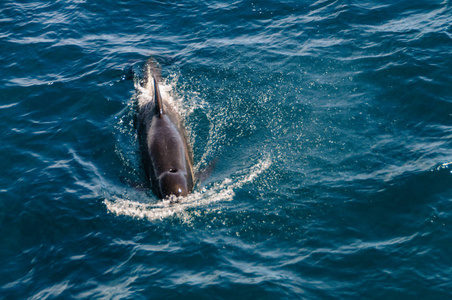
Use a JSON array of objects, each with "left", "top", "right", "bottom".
[
  {"left": 108, "top": 63, "right": 272, "bottom": 221},
  {"left": 104, "top": 155, "right": 271, "bottom": 222}
]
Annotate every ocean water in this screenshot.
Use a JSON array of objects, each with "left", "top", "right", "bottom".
[{"left": 1, "top": 0, "right": 452, "bottom": 298}]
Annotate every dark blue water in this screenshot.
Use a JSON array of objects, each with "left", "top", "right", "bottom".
[{"left": 2, "top": 0, "right": 452, "bottom": 298}]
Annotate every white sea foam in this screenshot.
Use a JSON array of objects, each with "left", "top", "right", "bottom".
[
  {"left": 136, "top": 79, "right": 175, "bottom": 109},
  {"left": 109, "top": 65, "right": 271, "bottom": 222},
  {"left": 135, "top": 64, "right": 180, "bottom": 112},
  {"left": 103, "top": 156, "right": 271, "bottom": 222}
]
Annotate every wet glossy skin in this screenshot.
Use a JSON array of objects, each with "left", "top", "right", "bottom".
[{"left": 138, "top": 76, "right": 194, "bottom": 199}]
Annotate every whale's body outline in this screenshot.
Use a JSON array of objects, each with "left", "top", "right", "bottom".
[{"left": 136, "top": 63, "right": 194, "bottom": 199}]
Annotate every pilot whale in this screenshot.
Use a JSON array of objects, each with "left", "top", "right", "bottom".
[{"left": 136, "top": 63, "right": 194, "bottom": 199}]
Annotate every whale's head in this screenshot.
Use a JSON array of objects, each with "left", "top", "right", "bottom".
[{"left": 158, "top": 169, "right": 189, "bottom": 199}]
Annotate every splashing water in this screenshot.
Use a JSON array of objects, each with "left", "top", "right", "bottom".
[
  {"left": 135, "top": 64, "right": 180, "bottom": 112},
  {"left": 108, "top": 64, "right": 271, "bottom": 222},
  {"left": 103, "top": 156, "right": 272, "bottom": 222}
]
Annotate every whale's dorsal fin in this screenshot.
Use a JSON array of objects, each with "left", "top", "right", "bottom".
[{"left": 153, "top": 76, "right": 163, "bottom": 117}]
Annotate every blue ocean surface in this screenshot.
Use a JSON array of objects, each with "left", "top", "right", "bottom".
[{"left": 1, "top": 0, "right": 452, "bottom": 298}]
